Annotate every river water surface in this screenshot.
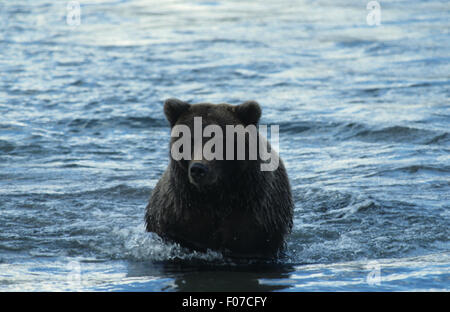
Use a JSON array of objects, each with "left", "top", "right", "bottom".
[{"left": 0, "top": 0, "right": 449, "bottom": 291}]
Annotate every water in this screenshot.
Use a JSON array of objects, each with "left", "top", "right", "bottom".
[{"left": 0, "top": 0, "right": 449, "bottom": 291}]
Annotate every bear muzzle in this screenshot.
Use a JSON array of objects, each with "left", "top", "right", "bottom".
[
  {"left": 190, "top": 162, "right": 208, "bottom": 179},
  {"left": 188, "top": 162, "right": 211, "bottom": 187}
]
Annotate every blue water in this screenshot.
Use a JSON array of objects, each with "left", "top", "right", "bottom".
[{"left": 0, "top": 0, "right": 449, "bottom": 291}]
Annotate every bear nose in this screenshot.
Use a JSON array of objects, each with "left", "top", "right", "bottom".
[{"left": 189, "top": 163, "right": 209, "bottom": 181}]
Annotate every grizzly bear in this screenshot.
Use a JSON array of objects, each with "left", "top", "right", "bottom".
[{"left": 145, "top": 98, "right": 293, "bottom": 259}]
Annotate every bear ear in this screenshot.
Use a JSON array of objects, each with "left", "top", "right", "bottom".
[
  {"left": 164, "top": 98, "right": 191, "bottom": 127},
  {"left": 235, "top": 100, "right": 261, "bottom": 126}
]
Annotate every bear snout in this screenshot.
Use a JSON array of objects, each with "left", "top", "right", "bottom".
[{"left": 189, "top": 162, "right": 210, "bottom": 184}]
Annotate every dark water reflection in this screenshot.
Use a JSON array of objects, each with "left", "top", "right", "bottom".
[{"left": 125, "top": 261, "right": 294, "bottom": 292}]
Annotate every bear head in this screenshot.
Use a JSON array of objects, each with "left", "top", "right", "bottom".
[{"left": 163, "top": 98, "right": 262, "bottom": 191}]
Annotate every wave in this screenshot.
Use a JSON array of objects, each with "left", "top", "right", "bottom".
[
  {"left": 3, "top": 184, "right": 151, "bottom": 200},
  {"left": 424, "top": 132, "right": 449, "bottom": 145},
  {"left": 394, "top": 164, "right": 450, "bottom": 174},
  {"left": 79, "top": 184, "right": 151, "bottom": 199},
  {"left": 0, "top": 139, "right": 15, "bottom": 153},
  {"left": 111, "top": 224, "right": 225, "bottom": 263},
  {"left": 350, "top": 80, "right": 449, "bottom": 97},
  {"left": 352, "top": 125, "right": 443, "bottom": 144},
  {"left": 64, "top": 116, "right": 167, "bottom": 130},
  {"left": 278, "top": 121, "right": 448, "bottom": 145}
]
